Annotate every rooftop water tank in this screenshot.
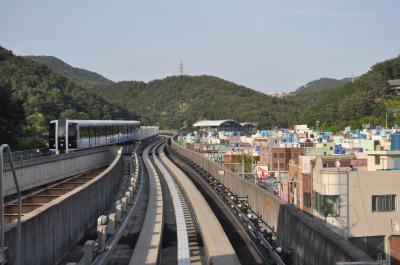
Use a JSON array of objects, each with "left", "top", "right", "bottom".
[
  {"left": 260, "top": 130, "right": 268, "bottom": 137},
  {"left": 391, "top": 133, "right": 400, "bottom": 151}
]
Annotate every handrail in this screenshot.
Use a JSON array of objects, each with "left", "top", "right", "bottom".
[{"left": 0, "top": 144, "right": 22, "bottom": 265}]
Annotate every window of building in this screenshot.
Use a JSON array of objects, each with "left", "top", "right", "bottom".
[
  {"left": 279, "top": 163, "right": 284, "bottom": 169},
  {"left": 314, "top": 192, "right": 340, "bottom": 217},
  {"left": 304, "top": 192, "right": 311, "bottom": 208},
  {"left": 273, "top": 163, "right": 278, "bottom": 169},
  {"left": 374, "top": 156, "right": 380, "bottom": 165},
  {"left": 372, "top": 195, "right": 396, "bottom": 212},
  {"left": 273, "top": 153, "right": 278, "bottom": 158},
  {"left": 279, "top": 153, "right": 284, "bottom": 158},
  {"left": 349, "top": 236, "right": 386, "bottom": 260}
]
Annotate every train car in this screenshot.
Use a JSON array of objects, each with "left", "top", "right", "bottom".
[{"left": 49, "top": 119, "right": 140, "bottom": 154}]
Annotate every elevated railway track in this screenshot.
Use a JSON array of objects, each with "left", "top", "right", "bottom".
[{"left": 0, "top": 133, "right": 294, "bottom": 265}]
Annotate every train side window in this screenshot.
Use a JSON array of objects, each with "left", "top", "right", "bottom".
[
  {"left": 80, "top": 126, "right": 88, "bottom": 138},
  {"left": 110, "top": 126, "right": 114, "bottom": 141},
  {"left": 107, "top": 126, "right": 111, "bottom": 141},
  {"left": 89, "top": 126, "right": 93, "bottom": 147},
  {"left": 68, "top": 123, "right": 78, "bottom": 149},
  {"left": 101, "top": 126, "right": 105, "bottom": 142}
]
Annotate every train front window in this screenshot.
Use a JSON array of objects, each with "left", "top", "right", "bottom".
[
  {"left": 49, "top": 123, "right": 56, "bottom": 148},
  {"left": 57, "top": 121, "right": 66, "bottom": 151}
]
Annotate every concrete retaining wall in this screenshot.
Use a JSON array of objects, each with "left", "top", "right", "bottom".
[
  {"left": 4, "top": 148, "right": 124, "bottom": 265},
  {"left": 171, "top": 141, "right": 374, "bottom": 265},
  {"left": 2, "top": 146, "right": 116, "bottom": 196}
]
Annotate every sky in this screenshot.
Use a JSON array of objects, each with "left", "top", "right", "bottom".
[{"left": 1, "top": 0, "right": 400, "bottom": 93}]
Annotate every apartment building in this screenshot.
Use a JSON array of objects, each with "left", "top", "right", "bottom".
[{"left": 309, "top": 151, "right": 400, "bottom": 262}]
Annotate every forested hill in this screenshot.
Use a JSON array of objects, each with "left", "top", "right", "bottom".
[
  {"left": 2, "top": 44, "right": 399, "bottom": 148},
  {"left": 300, "top": 56, "right": 400, "bottom": 131},
  {"left": 89, "top": 56, "right": 400, "bottom": 131},
  {"left": 283, "top": 77, "right": 352, "bottom": 112},
  {"left": 0, "top": 46, "right": 135, "bottom": 148},
  {"left": 26, "top": 55, "right": 113, "bottom": 86},
  {"left": 90, "top": 75, "right": 301, "bottom": 129},
  {"left": 295, "top": 77, "right": 351, "bottom": 94}
]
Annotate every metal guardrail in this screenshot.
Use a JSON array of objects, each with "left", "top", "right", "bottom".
[
  {"left": 0, "top": 144, "right": 22, "bottom": 265},
  {"left": 1, "top": 148, "right": 52, "bottom": 164}
]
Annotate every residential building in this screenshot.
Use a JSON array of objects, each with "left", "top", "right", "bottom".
[{"left": 310, "top": 151, "right": 400, "bottom": 262}]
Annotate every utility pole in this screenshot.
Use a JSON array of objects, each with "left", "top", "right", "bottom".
[{"left": 179, "top": 60, "right": 184, "bottom": 76}]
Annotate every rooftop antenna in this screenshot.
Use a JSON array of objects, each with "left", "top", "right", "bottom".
[{"left": 180, "top": 60, "right": 184, "bottom": 76}]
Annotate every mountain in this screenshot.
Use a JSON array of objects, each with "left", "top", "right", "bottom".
[
  {"left": 89, "top": 75, "right": 301, "bottom": 129},
  {"left": 26, "top": 55, "right": 113, "bottom": 86},
  {"left": 0, "top": 46, "right": 135, "bottom": 148},
  {"left": 88, "top": 56, "right": 400, "bottom": 131},
  {"left": 295, "top": 77, "right": 351, "bottom": 94},
  {"left": 283, "top": 77, "right": 352, "bottom": 113},
  {"left": 4, "top": 44, "right": 399, "bottom": 142},
  {"left": 300, "top": 56, "right": 400, "bottom": 131}
]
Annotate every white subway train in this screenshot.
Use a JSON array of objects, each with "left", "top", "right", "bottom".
[{"left": 49, "top": 119, "right": 140, "bottom": 154}]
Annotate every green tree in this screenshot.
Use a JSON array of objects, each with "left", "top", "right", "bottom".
[
  {"left": 0, "top": 80, "right": 25, "bottom": 145},
  {"left": 24, "top": 112, "right": 46, "bottom": 136}
]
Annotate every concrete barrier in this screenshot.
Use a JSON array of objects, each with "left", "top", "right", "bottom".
[
  {"left": 171, "top": 141, "right": 374, "bottom": 265},
  {"left": 2, "top": 146, "right": 117, "bottom": 196},
  {"left": 4, "top": 148, "right": 124, "bottom": 265}
]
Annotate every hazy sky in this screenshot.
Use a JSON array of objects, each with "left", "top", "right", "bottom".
[{"left": 1, "top": 0, "right": 399, "bottom": 92}]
